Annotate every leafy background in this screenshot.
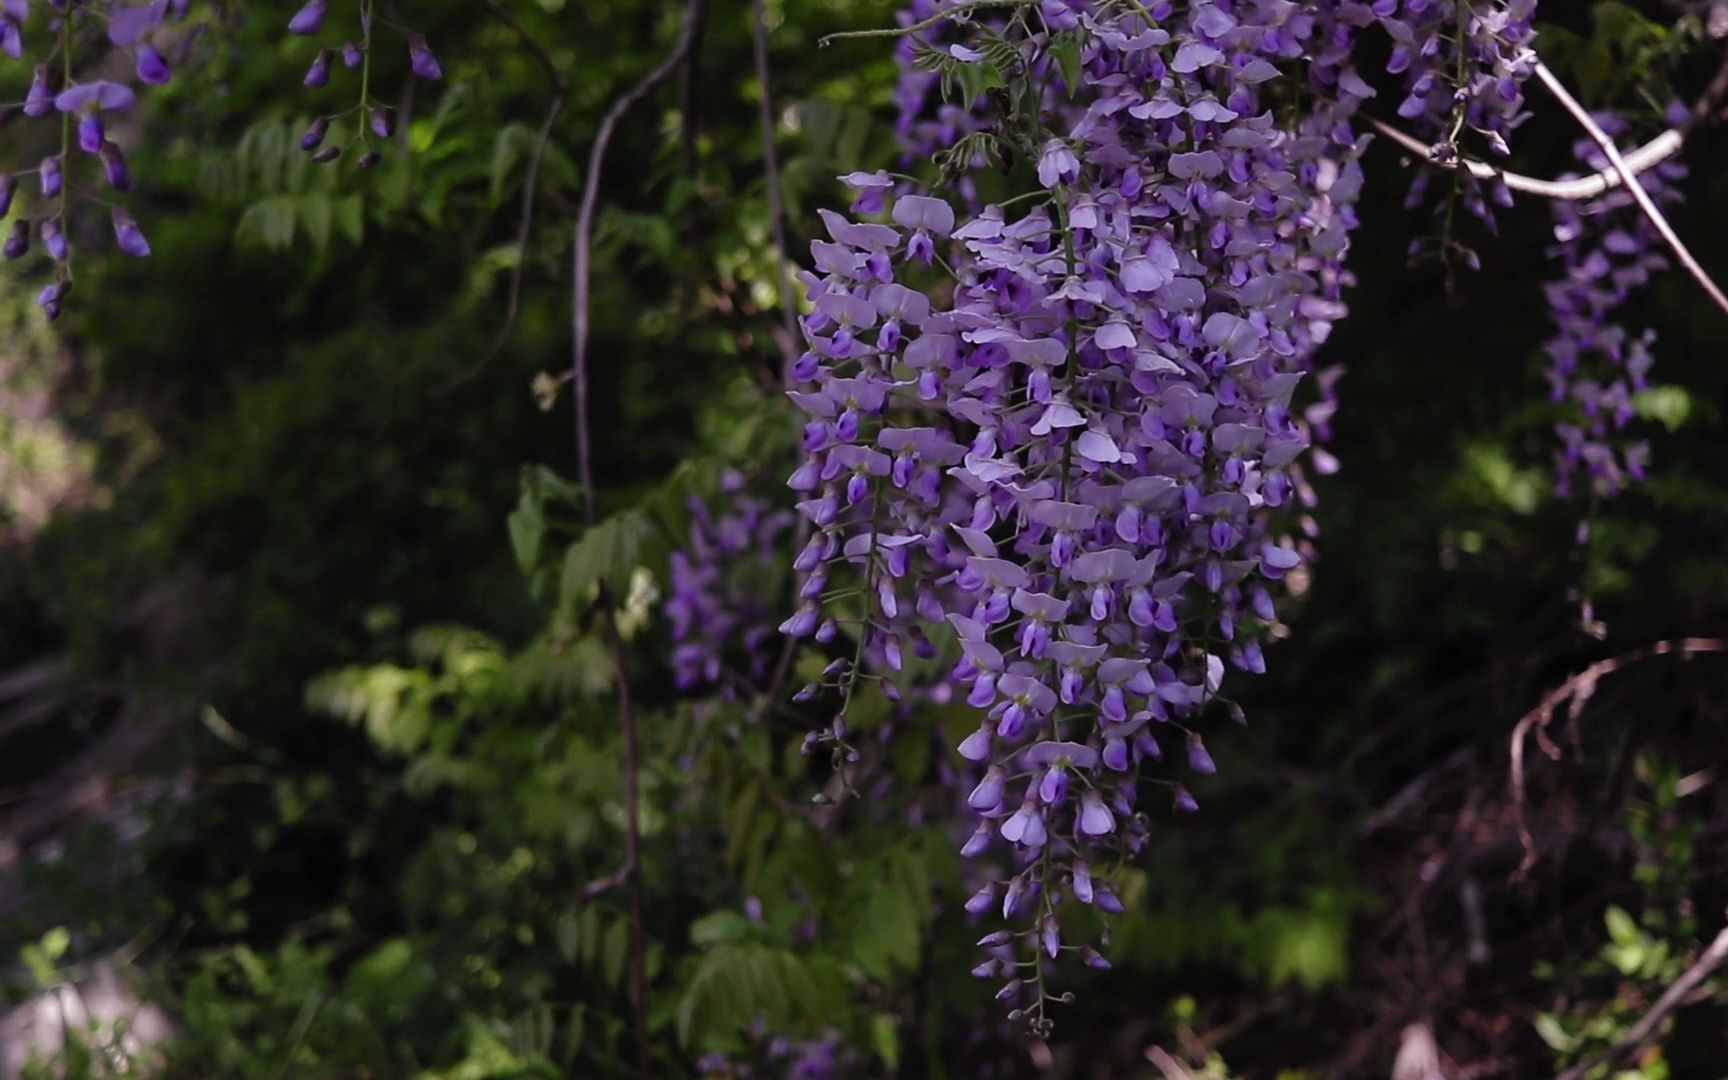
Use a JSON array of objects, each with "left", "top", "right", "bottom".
[{"left": 1, "top": 0, "right": 1726, "bottom": 1077}]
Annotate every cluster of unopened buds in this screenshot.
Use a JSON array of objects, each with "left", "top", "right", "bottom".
[
  {"left": 2, "top": 0, "right": 184, "bottom": 318},
  {"left": 285, "top": 0, "right": 441, "bottom": 170}
]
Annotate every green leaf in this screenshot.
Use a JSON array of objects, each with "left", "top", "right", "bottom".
[
  {"left": 1605, "top": 905, "right": 1639, "bottom": 946},
  {"left": 956, "top": 60, "right": 1005, "bottom": 105},
  {"left": 560, "top": 509, "right": 656, "bottom": 611},
  {"left": 508, "top": 490, "right": 546, "bottom": 575},
  {"left": 689, "top": 910, "right": 754, "bottom": 947},
  {"left": 1050, "top": 38, "right": 1083, "bottom": 97}
]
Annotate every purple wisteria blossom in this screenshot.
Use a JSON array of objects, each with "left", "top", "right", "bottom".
[
  {"left": 786, "top": 0, "right": 1375, "bottom": 1030},
  {"left": 666, "top": 472, "right": 795, "bottom": 695},
  {"left": 1544, "top": 111, "right": 1684, "bottom": 501},
  {"left": 286, "top": 3, "right": 444, "bottom": 166},
  {"left": 1377, "top": 0, "right": 1540, "bottom": 232},
  {"left": 1, "top": 1, "right": 176, "bottom": 315}
]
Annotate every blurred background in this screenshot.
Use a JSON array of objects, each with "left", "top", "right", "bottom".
[{"left": 1, "top": 1, "right": 1727, "bottom": 1076}]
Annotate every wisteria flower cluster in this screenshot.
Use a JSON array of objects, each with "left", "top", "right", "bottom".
[
  {"left": 666, "top": 470, "right": 796, "bottom": 696},
  {"left": 2, "top": 0, "right": 183, "bottom": 318},
  {"left": 783, "top": 0, "right": 1380, "bottom": 1030},
  {"left": 695, "top": 1025, "right": 857, "bottom": 1080},
  {"left": 1543, "top": 109, "right": 1684, "bottom": 501},
  {"left": 285, "top": 0, "right": 442, "bottom": 170},
  {"left": 1379, "top": 0, "right": 1539, "bottom": 235}
]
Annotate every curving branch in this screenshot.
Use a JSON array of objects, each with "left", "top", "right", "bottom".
[
  {"left": 752, "top": 0, "right": 800, "bottom": 379},
  {"left": 441, "top": 0, "right": 570, "bottom": 391},
  {"left": 1532, "top": 60, "right": 1728, "bottom": 319},
  {"left": 1509, "top": 638, "right": 1728, "bottom": 875},
  {"left": 568, "top": 2, "right": 712, "bottom": 1076},
  {"left": 1367, "top": 115, "right": 1684, "bottom": 201}
]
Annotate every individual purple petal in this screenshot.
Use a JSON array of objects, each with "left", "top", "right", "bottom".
[
  {"left": 39, "top": 155, "right": 61, "bottom": 197},
  {"left": 108, "top": 2, "right": 167, "bottom": 46},
  {"left": 341, "top": 41, "right": 363, "bottom": 68},
  {"left": 41, "top": 216, "right": 65, "bottom": 260},
  {"left": 0, "top": 173, "right": 14, "bottom": 219},
  {"left": 55, "top": 81, "right": 137, "bottom": 113},
  {"left": 100, "top": 141, "right": 135, "bottom": 191},
  {"left": 369, "top": 106, "right": 395, "bottom": 139},
  {"left": 1186, "top": 732, "right": 1216, "bottom": 775},
  {"left": 136, "top": 44, "right": 172, "bottom": 85},
  {"left": 1078, "top": 791, "right": 1115, "bottom": 836},
  {"left": 24, "top": 65, "right": 53, "bottom": 117},
  {"left": 78, "top": 113, "right": 104, "bottom": 154}
]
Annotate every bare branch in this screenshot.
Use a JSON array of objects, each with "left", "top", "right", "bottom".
[
  {"left": 441, "top": 1, "right": 570, "bottom": 391},
  {"left": 1368, "top": 42, "right": 1728, "bottom": 202},
  {"left": 568, "top": 3, "right": 712, "bottom": 1075},
  {"left": 1555, "top": 913, "right": 1728, "bottom": 1080},
  {"left": 1367, "top": 115, "right": 1684, "bottom": 201},
  {"left": 1509, "top": 638, "right": 1728, "bottom": 875},
  {"left": 752, "top": 0, "right": 800, "bottom": 381},
  {"left": 1533, "top": 60, "right": 1728, "bottom": 319}
]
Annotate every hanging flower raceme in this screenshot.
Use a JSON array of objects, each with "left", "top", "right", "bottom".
[
  {"left": 287, "top": 0, "right": 440, "bottom": 169},
  {"left": 1543, "top": 109, "right": 1684, "bottom": 502},
  {"left": 785, "top": 0, "right": 1375, "bottom": 1031},
  {"left": 664, "top": 471, "right": 796, "bottom": 697},
  {"left": 0, "top": 1, "right": 178, "bottom": 319},
  {"left": 1375, "top": 0, "right": 1540, "bottom": 235}
]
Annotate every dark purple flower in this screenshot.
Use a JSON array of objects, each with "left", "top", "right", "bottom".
[
  {"left": 369, "top": 106, "right": 394, "bottom": 139},
  {"left": 3, "top": 219, "right": 28, "bottom": 260},
  {"left": 0, "top": 173, "right": 14, "bottom": 219},
  {"left": 300, "top": 116, "right": 330, "bottom": 152},
  {"left": 23, "top": 64, "right": 52, "bottom": 118},
  {"left": 136, "top": 44, "right": 172, "bottom": 85},
  {"left": 408, "top": 35, "right": 442, "bottom": 80},
  {"left": 39, "top": 155, "right": 61, "bottom": 197},
  {"left": 41, "top": 216, "right": 65, "bottom": 260},
  {"left": 304, "top": 48, "right": 333, "bottom": 87},
  {"left": 99, "top": 141, "right": 134, "bottom": 191},
  {"left": 287, "top": 0, "right": 326, "bottom": 35},
  {"left": 341, "top": 41, "right": 363, "bottom": 69},
  {"left": 36, "top": 277, "right": 68, "bottom": 321},
  {"left": 112, "top": 208, "right": 151, "bottom": 257},
  {"left": 77, "top": 114, "right": 104, "bottom": 154}
]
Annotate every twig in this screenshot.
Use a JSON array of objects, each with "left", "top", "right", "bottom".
[
  {"left": 1367, "top": 115, "right": 1685, "bottom": 201},
  {"left": 1533, "top": 60, "right": 1728, "bottom": 319},
  {"left": 678, "top": 0, "right": 711, "bottom": 173},
  {"left": 818, "top": 0, "right": 1039, "bottom": 46},
  {"left": 1144, "top": 1046, "right": 1198, "bottom": 1080},
  {"left": 440, "top": 1, "right": 570, "bottom": 391},
  {"left": 751, "top": 0, "right": 800, "bottom": 381},
  {"left": 569, "top": 2, "right": 711, "bottom": 1075},
  {"left": 1509, "top": 638, "right": 1728, "bottom": 875},
  {"left": 1555, "top": 912, "right": 1728, "bottom": 1080},
  {"left": 1369, "top": 42, "right": 1728, "bottom": 201}
]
